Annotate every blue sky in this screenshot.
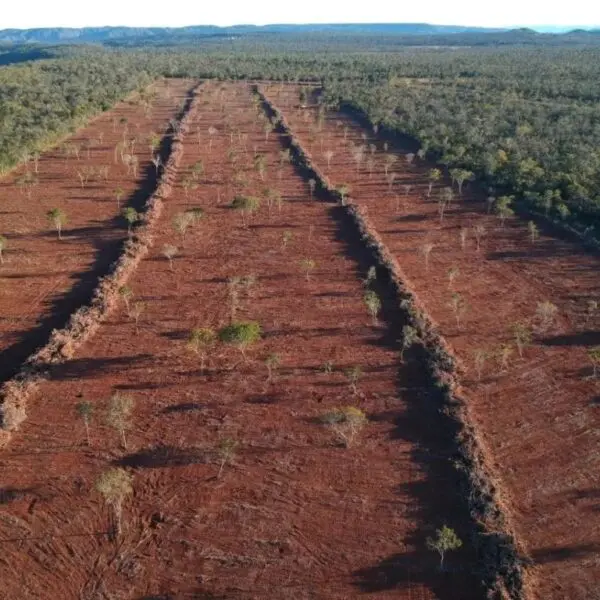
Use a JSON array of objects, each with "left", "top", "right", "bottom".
[{"left": 1, "top": 0, "right": 598, "bottom": 29}]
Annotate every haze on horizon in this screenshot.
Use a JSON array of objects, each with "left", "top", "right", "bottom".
[{"left": 1, "top": 0, "right": 598, "bottom": 30}]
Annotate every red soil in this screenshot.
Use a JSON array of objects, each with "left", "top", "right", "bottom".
[
  {"left": 262, "top": 84, "right": 600, "bottom": 600},
  {"left": 0, "top": 78, "right": 195, "bottom": 382},
  {"left": 0, "top": 82, "right": 481, "bottom": 599}
]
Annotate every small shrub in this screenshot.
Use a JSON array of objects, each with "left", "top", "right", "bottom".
[
  {"left": 400, "top": 325, "right": 419, "bottom": 362},
  {"left": 118, "top": 285, "right": 133, "bottom": 312},
  {"left": 321, "top": 361, "right": 334, "bottom": 375},
  {"left": 535, "top": 301, "right": 558, "bottom": 333},
  {"left": 512, "top": 322, "right": 532, "bottom": 357},
  {"left": 173, "top": 211, "right": 194, "bottom": 241},
  {"left": 281, "top": 230, "right": 293, "bottom": 250},
  {"left": 230, "top": 195, "right": 260, "bottom": 226},
  {"left": 122, "top": 207, "right": 139, "bottom": 235},
  {"left": 587, "top": 347, "right": 600, "bottom": 378},
  {"left": 265, "top": 353, "right": 281, "bottom": 382},
  {"left": 76, "top": 401, "right": 93, "bottom": 446},
  {"left": 321, "top": 406, "right": 367, "bottom": 448},
  {"left": 345, "top": 366, "right": 362, "bottom": 395},
  {"left": 300, "top": 258, "right": 316, "bottom": 282}
]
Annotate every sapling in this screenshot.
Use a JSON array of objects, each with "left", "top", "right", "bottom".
[
  {"left": 300, "top": 258, "right": 316, "bottom": 282},
  {"left": 498, "top": 344, "right": 513, "bottom": 373},
  {"left": 95, "top": 468, "right": 133, "bottom": 539},
  {"left": 281, "top": 230, "right": 293, "bottom": 250},
  {"left": 0, "top": 235, "right": 7, "bottom": 264},
  {"left": 383, "top": 154, "right": 397, "bottom": 176},
  {"left": 363, "top": 266, "right": 377, "bottom": 288},
  {"left": 162, "top": 244, "right": 178, "bottom": 271},
  {"left": 308, "top": 178, "right": 316, "bottom": 198},
  {"left": 364, "top": 290, "right": 382, "bottom": 325},
  {"left": 115, "top": 187, "right": 125, "bottom": 210},
  {"left": 47, "top": 208, "right": 67, "bottom": 240},
  {"left": 324, "top": 150, "right": 334, "bottom": 170},
  {"left": 337, "top": 184, "right": 350, "bottom": 206},
  {"left": 76, "top": 401, "right": 93, "bottom": 446},
  {"left": 528, "top": 221, "right": 539, "bottom": 243},
  {"left": 106, "top": 392, "right": 135, "bottom": 450},
  {"left": 512, "top": 322, "right": 532, "bottom": 357},
  {"left": 129, "top": 301, "right": 145, "bottom": 332},
  {"left": 459, "top": 227, "right": 468, "bottom": 251},
  {"left": 428, "top": 168, "right": 441, "bottom": 198},
  {"left": 447, "top": 266, "right": 459, "bottom": 289},
  {"left": 427, "top": 525, "right": 462, "bottom": 570},
  {"left": 217, "top": 438, "right": 239, "bottom": 478},
  {"left": 188, "top": 327, "right": 216, "bottom": 373},
  {"left": 495, "top": 196, "right": 514, "bottom": 227}
]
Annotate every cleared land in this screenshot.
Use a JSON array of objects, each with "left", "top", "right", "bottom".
[
  {"left": 0, "top": 82, "right": 483, "bottom": 599},
  {"left": 0, "top": 78, "right": 195, "bottom": 382},
  {"left": 261, "top": 83, "right": 600, "bottom": 600}
]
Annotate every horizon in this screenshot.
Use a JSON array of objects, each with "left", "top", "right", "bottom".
[{"left": 2, "top": 0, "right": 599, "bottom": 31}]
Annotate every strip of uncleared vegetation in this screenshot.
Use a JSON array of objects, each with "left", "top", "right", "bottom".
[
  {"left": 254, "top": 85, "right": 526, "bottom": 600},
  {"left": 0, "top": 82, "right": 203, "bottom": 442}
]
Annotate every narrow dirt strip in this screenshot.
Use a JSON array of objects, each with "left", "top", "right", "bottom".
[
  {"left": 255, "top": 85, "right": 527, "bottom": 600},
  {"left": 0, "top": 82, "right": 203, "bottom": 442}
]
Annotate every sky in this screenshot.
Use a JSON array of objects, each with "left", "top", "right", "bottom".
[{"left": 1, "top": 0, "right": 598, "bottom": 30}]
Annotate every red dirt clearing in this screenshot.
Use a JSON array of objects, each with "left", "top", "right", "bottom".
[
  {"left": 261, "top": 83, "right": 600, "bottom": 600},
  {"left": 0, "top": 82, "right": 482, "bottom": 599},
  {"left": 0, "top": 78, "right": 195, "bottom": 382}
]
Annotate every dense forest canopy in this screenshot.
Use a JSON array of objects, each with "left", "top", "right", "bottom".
[{"left": 1, "top": 39, "right": 599, "bottom": 239}]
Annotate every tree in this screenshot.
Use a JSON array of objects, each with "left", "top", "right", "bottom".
[
  {"left": 300, "top": 258, "right": 316, "bottom": 282},
  {"left": 588, "top": 347, "right": 600, "bottom": 378},
  {"left": 162, "top": 244, "right": 178, "bottom": 270},
  {"left": 188, "top": 327, "right": 216, "bottom": 373},
  {"left": 265, "top": 353, "right": 281, "bottom": 382},
  {"left": 364, "top": 290, "right": 381, "bottom": 325},
  {"left": 106, "top": 392, "right": 134, "bottom": 450},
  {"left": 95, "top": 468, "right": 133, "bottom": 539},
  {"left": 512, "top": 322, "right": 532, "bottom": 357},
  {"left": 427, "top": 525, "right": 462, "bottom": 569},
  {"left": 449, "top": 292, "right": 467, "bottom": 328},
  {"left": 473, "top": 224, "right": 486, "bottom": 252},
  {"left": 218, "top": 321, "right": 262, "bottom": 359},
  {"left": 173, "top": 211, "right": 194, "bottom": 241},
  {"left": 324, "top": 150, "right": 334, "bottom": 170},
  {"left": 337, "top": 184, "right": 350, "bottom": 205},
  {"left": 76, "top": 401, "right": 93, "bottom": 446},
  {"left": 322, "top": 406, "right": 367, "bottom": 448},
  {"left": 427, "top": 168, "right": 441, "bottom": 198},
  {"left": 47, "top": 208, "right": 67, "bottom": 240},
  {"left": 535, "top": 301, "right": 558, "bottom": 333},
  {"left": 400, "top": 325, "right": 418, "bottom": 362},
  {"left": 230, "top": 195, "right": 260, "bottom": 227},
  {"left": 495, "top": 196, "right": 514, "bottom": 227},
  {"left": 449, "top": 168, "right": 473, "bottom": 196},
  {"left": 420, "top": 243, "right": 434, "bottom": 271},
  {"left": 438, "top": 188, "right": 453, "bottom": 222},
  {"left": 0, "top": 235, "right": 7, "bottom": 264},
  {"left": 217, "top": 438, "right": 238, "bottom": 478},
  {"left": 122, "top": 207, "right": 139, "bottom": 235},
  {"left": 115, "top": 187, "right": 125, "bottom": 210},
  {"left": 345, "top": 366, "right": 362, "bottom": 395},
  {"left": 118, "top": 285, "right": 133, "bottom": 313}
]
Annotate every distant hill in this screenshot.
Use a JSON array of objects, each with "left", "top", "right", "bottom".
[{"left": 0, "top": 23, "right": 503, "bottom": 44}]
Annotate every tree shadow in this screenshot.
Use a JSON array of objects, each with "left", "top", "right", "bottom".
[
  {"left": 162, "top": 402, "right": 205, "bottom": 414},
  {"left": 530, "top": 543, "right": 600, "bottom": 565},
  {"left": 542, "top": 330, "right": 600, "bottom": 347},
  {"left": 113, "top": 444, "right": 211, "bottom": 469},
  {"left": 48, "top": 354, "right": 152, "bottom": 381}
]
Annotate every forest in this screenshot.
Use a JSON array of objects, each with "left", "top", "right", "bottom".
[{"left": 1, "top": 40, "right": 599, "bottom": 239}]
